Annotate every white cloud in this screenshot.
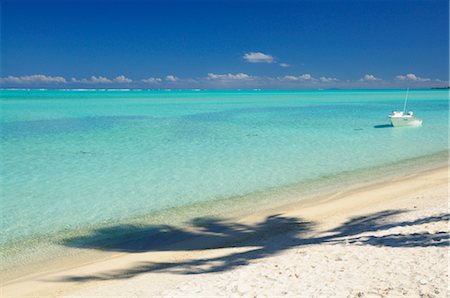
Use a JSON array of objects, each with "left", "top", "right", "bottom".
[
  {"left": 360, "top": 74, "right": 381, "bottom": 81},
  {"left": 283, "top": 75, "right": 297, "bottom": 81},
  {"left": 71, "top": 75, "right": 131, "bottom": 84},
  {"left": 279, "top": 63, "right": 290, "bottom": 68},
  {"left": 280, "top": 74, "right": 339, "bottom": 83},
  {"left": 166, "top": 75, "right": 178, "bottom": 82},
  {"left": 207, "top": 73, "right": 252, "bottom": 80},
  {"left": 113, "top": 75, "right": 132, "bottom": 83},
  {"left": 0, "top": 74, "right": 66, "bottom": 84},
  {"left": 282, "top": 74, "right": 313, "bottom": 81},
  {"left": 243, "top": 52, "right": 275, "bottom": 63},
  {"left": 319, "top": 76, "right": 338, "bottom": 82},
  {"left": 89, "top": 76, "right": 112, "bottom": 83},
  {"left": 395, "top": 73, "right": 431, "bottom": 82},
  {"left": 142, "top": 77, "right": 162, "bottom": 83},
  {"left": 3, "top": 72, "right": 444, "bottom": 89}
]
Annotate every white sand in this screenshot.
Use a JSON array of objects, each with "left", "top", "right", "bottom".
[
  {"left": 2, "top": 167, "right": 448, "bottom": 297},
  {"left": 157, "top": 185, "right": 449, "bottom": 298}
]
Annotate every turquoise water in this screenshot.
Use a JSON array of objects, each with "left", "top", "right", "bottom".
[{"left": 0, "top": 89, "right": 448, "bottom": 267}]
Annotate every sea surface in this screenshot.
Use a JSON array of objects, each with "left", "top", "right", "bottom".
[{"left": 1, "top": 89, "right": 448, "bottom": 269}]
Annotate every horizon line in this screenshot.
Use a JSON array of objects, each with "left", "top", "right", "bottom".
[{"left": 1, "top": 87, "right": 449, "bottom": 92}]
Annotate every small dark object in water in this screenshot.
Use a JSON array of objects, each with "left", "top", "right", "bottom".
[
  {"left": 373, "top": 124, "right": 392, "bottom": 129},
  {"left": 246, "top": 134, "right": 259, "bottom": 137},
  {"left": 79, "top": 151, "right": 90, "bottom": 154}
]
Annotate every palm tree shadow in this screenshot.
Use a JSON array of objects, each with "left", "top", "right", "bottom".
[
  {"left": 59, "top": 214, "right": 312, "bottom": 281},
  {"left": 322, "top": 211, "right": 449, "bottom": 247},
  {"left": 63, "top": 214, "right": 310, "bottom": 253},
  {"left": 56, "top": 210, "right": 449, "bottom": 282}
]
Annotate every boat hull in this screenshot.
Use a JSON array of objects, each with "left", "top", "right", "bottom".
[{"left": 389, "top": 117, "right": 423, "bottom": 127}]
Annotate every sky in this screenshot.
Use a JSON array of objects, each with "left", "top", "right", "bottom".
[{"left": 1, "top": 0, "right": 448, "bottom": 89}]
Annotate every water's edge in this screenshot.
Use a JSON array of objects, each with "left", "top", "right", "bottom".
[{"left": 2, "top": 150, "right": 448, "bottom": 281}]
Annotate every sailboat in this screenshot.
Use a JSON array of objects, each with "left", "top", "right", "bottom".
[{"left": 388, "top": 89, "right": 423, "bottom": 127}]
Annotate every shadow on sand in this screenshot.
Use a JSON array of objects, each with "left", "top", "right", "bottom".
[{"left": 57, "top": 210, "right": 449, "bottom": 282}]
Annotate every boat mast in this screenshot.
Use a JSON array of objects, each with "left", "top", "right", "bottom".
[{"left": 403, "top": 88, "right": 409, "bottom": 113}]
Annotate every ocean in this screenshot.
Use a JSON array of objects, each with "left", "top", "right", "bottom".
[{"left": 1, "top": 89, "right": 448, "bottom": 269}]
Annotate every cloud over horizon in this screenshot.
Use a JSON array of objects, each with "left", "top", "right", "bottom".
[
  {"left": 0, "top": 74, "right": 67, "bottom": 84},
  {"left": 360, "top": 74, "right": 381, "bottom": 81},
  {"left": 395, "top": 73, "right": 431, "bottom": 82},
  {"left": 114, "top": 75, "right": 132, "bottom": 83},
  {"left": 319, "top": 76, "right": 338, "bottom": 82},
  {"left": 279, "top": 74, "right": 339, "bottom": 84},
  {"left": 70, "top": 75, "right": 132, "bottom": 84},
  {"left": 207, "top": 73, "right": 253, "bottom": 80},
  {"left": 282, "top": 74, "right": 313, "bottom": 81},
  {"left": 142, "top": 77, "right": 163, "bottom": 83},
  {"left": 165, "top": 75, "right": 178, "bottom": 82},
  {"left": 89, "top": 76, "right": 112, "bottom": 83},
  {"left": 1, "top": 72, "right": 447, "bottom": 89}
]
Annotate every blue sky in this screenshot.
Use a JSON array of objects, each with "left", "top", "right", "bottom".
[{"left": 1, "top": 0, "right": 448, "bottom": 89}]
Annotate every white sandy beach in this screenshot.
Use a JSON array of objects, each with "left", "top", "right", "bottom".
[{"left": 2, "top": 166, "right": 449, "bottom": 297}]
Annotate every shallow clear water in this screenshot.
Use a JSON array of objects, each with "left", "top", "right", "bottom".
[{"left": 0, "top": 89, "right": 448, "bottom": 266}]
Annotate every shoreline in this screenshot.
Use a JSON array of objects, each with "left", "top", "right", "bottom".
[
  {"left": 1, "top": 151, "right": 447, "bottom": 275},
  {"left": 1, "top": 161, "right": 448, "bottom": 297}
]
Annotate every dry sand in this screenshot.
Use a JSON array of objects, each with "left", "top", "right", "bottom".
[{"left": 2, "top": 166, "right": 448, "bottom": 297}]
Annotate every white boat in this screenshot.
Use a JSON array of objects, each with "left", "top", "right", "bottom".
[
  {"left": 388, "top": 89, "right": 423, "bottom": 127},
  {"left": 389, "top": 111, "right": 423, "bottom": 127}
]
